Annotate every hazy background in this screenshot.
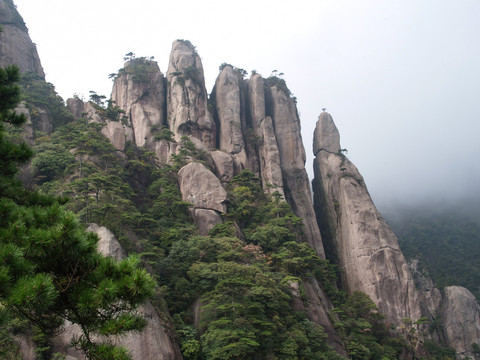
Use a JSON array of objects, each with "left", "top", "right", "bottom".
[{"left": 14, "top": 0, "right": 480, "bottom": 210}]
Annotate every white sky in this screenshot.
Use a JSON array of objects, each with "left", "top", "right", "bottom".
[{"left": 14, "top": 0, "right": 480, "bottom": 208}]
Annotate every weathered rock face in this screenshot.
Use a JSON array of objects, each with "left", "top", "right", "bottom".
[
  {"left": 247, "top": 74, "right": 284, "bottom": 197},
  {"left": 442, "top": 286, "right": 480, "bottom": 358},
  {"left": 312, "top": 112, "right": 421, "bottom": 325},
  {"left": 50, "top": 224, "right": 182, "bottom": 360},
  {"left": 214, "top": 65, "right": 248, "bottom": 170},
  {"left": 211, "top": 150, "right": 234, "bottom": 184},
  {"left": 267, "top": 86, "right": 325, "bottom": 258},
  {"left": 177, "top": 162, "right": 227, "bottom": 234},
  {"left": 166, "top": 40, "right": 216, "bottom": 149},
  {"left": 66, "top": 97, "right": 85, "bottom": 119},
  {"left": 0, "top": 0, "right": 44, "bottom": 77},
  {"left": 111, "top": 60, "right": 166, "bottom": 148}
]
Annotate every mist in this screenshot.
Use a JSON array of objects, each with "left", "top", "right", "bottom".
[{"left": 14, "top": 0, "right": 480, "bottom": 211}]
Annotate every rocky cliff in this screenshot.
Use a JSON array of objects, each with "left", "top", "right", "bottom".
[
  {"left": 60, "top": 40, "right": 480, "bottom": 358},
  {"left": 0, "top": 0, "right": 43, "bottom": 76},
  {"left": 68, "top": 45, "right": 325, "bottom": 259},
  {"left": 4, "top": 2, "right": 480, "bottom": 355},
  {"left": 312, "top": 111, "right": 421, "bottom": 325},
  {"left": 312, "top": 112, "right": 480, "bottom": 356}
]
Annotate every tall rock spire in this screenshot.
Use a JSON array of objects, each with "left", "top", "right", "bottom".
[
  {"left": 266, "top": 85, "right": 325, "bottom": 258},
  {"left": 214, "top": 65, "right": 248, "bottom": 170},
  {"left": 111, "top": 59, "right": 165, "bottom": 148},
  {"left": 0, "top": 0, "right": 44, "bottom": 77},
  {"left": 312, "top": 112, "right": 421, "bottom": 324},
  {"left": 166, "top": 40, "right": 216, "bottom": 149},
  {"left": 247, "top": 74, "right": 284, "bottom": 198}
]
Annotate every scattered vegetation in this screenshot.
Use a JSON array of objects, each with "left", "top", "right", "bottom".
[
  {"left": 264, "top": 71, "right": 297, "bottom": 104},
  {"left": 19, "top": 71, "right": 74, "bottom": 130},
  {"left": 117, "top": 55, "right": 159, "bottom": 83}
]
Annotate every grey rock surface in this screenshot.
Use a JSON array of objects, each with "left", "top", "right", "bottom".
[
  {"left": 193, "top": 208, "right": 222, "bottom": 236},
  {"left": 178, "top": 162, "right": 227, "bottom": 214},
  {"left": 0, "top": 0, "right": 44, "bottom": 76},
  {"left": 312, "top": 112, "right": 421, "bottom": 325},
  {"left": 166, "top": 40, "right": 216, "bottom": 149},
  {"left": 211, "top": 150, "right": 235, "bottom": 184},
  {"left": 442, "top": 286, "right": 480, "bottom": 358},
  {"left": 215, "top": 65, "right": 247, "bottom": 169},
  {"left": 111, "top": 60, "right": 165, "bottom": 148},
  {"left": 268, "top": 86, "right": 325, "bottom": 258}
]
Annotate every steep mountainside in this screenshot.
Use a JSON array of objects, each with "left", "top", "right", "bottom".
[{"left": 2, "top": 1, "right": 480, "bottom": 358}]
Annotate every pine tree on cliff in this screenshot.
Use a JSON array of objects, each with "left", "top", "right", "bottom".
[{"left": 0, "top": 65, "right": 155, "bottom": 359}]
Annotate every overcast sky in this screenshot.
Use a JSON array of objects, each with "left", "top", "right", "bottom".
[{"left": 14, "top": 0, "right": 480, "bottom": 209}]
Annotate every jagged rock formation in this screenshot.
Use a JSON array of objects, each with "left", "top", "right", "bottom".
[
  {"left": 6, "top": 4, "right": 479, "bottom": 352},
  {"left": 50, "top": 224, "right": 181, "bottom": 360},
  {"left": 410, "top": 259, "right": 480, "bottom": 357},
  {"left": 69, "top": 44, "right": 325, "bottom": 260},
  {"left": 312, "top": 111, "right": 421, "bottom": 325}
]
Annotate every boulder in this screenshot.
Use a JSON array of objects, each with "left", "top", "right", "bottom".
[
  {"left": 66, "top": 97, "right": 85, "bottom": 119},
  {"left": 193, "top": 208, "right": 222, "bottom": 236},
  {"left": 177, "top": 162, "right": 227, "bottom": 214}
]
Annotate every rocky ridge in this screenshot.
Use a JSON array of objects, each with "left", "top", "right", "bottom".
[
  {"left": 4, "top": 1, "right": 479, "bottom": 354},
  {"left": 61, "top": 40, "right": 480, "bottom": 358}
]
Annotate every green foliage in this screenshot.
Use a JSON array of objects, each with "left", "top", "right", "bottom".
[
  {"left": 423, "top": 340, "right": 456, "bottom": 360},
  {"left": 19, "top": 71, "right": 74, "bottom": 129},
  {"left": 117, "top": 56, "right": 159, "bottom": 83},
  {"left": 170, "top": 136, "right": 210, "bottom": 170},
  {"left": 31, "top": 121, "right": 142, "bottom": 234},
  {"left": 153, "top": 126, "right": 175, "bottom": 142},
  {"left": 332, "top": 291, "right": 402, "bottom": 359},
  {"left": 218, "top": 63, "right": 248, "bottom": 79},
  {"left": 264, "top": 73, "right": 297, "bottom": 103},
  {"left": 155, "top": 170, "right": 343, "bottom": 359}
]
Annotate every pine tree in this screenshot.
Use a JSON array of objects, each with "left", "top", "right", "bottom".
[{"left": 0, "top": 65, "right": 155, "bottom": 359}]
